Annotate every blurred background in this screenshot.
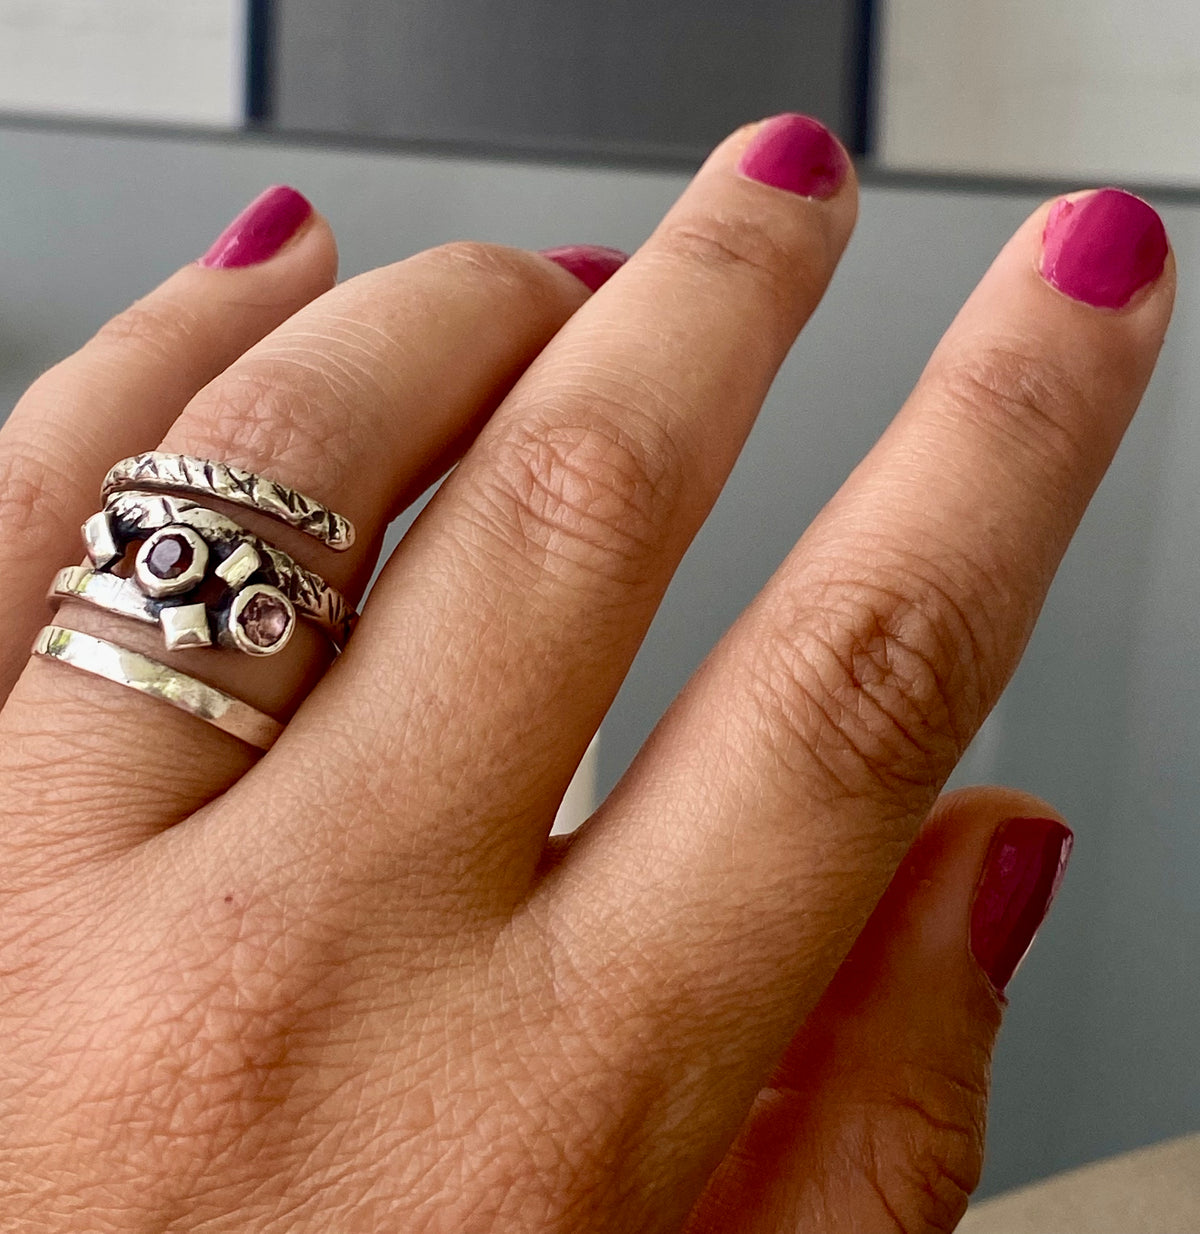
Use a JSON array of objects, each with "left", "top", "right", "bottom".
[{"left": 1, "top": 0, "right": 1198, "bottom": 1203}]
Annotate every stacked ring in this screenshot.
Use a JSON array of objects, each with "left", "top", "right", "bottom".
[
  {"left": 33, "top": 626, "right": 284, "bottom": 751},
  {"left": 37, "top": 453, "right": 358, "bottom": 751},
  {"left": 102, "top": 452, "right": 356, "bottom": 552},
  {"left": 89, "top": 491, "right": 357, "bottom": 652}
]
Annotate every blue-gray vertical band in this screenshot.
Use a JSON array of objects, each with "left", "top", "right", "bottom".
[
  {"left": 270, "top": 1, "right": 873, "bottom": 164},
  {"left": 849, "top": 0, "right": 877, "bottom": 155},
  {"left": 245, "top": 0, "right": 274, "bottom": 125}
]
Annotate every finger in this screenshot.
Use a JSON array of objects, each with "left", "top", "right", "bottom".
[
  {"left": 546, "top": 189, "right": 1169, "bottom": 1192},
  {"left": 0, "top": 240, "right": 621, "bottom": 871},
  {"left": 251, "top": 114, "right": 858, "bottom": 900},
  {"left": 685, "top": 788, "right": 1073, "bottom": 1234},
  {"left": 0, "top": 186, "right": 336, "bottom": 699}
]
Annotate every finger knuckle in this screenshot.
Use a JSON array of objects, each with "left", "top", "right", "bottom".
[
  {"left": 476, "top": 401, "right": 686, "bottom": 590},
  {"left": 0, "top": 437, "right": 76, "bottom": 554},
  {"left": 422, "top": 239, "right": 568, "bottom": 308},
  {"left": 747, "top": 572, "right": 985, "bottom": 805},
  {"left": 655, "top": 211, "right": 821, "bottom": 321},
  {"left": 91, "top": 294, "right": 205, "bottom": 364},
  {"left": 855, "top": 1063, "right": 988, "bottom": 1233},
  {"left": 935, "top": 340, "right": 1092, "bottom": 469},
  {"left": 181, "top": 364, "right": 358, "bottom": 491}
]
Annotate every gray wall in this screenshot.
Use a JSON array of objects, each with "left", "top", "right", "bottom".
[
  {"left": 272, "top": 0, "right": 866, "bottom": 161},
  {"left": 1, "top": 121, "right": 1197, "bottom": 1200}
]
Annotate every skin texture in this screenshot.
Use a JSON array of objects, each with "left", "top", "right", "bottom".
[{"left": 0, "top": 119, "right": 1175, "bottom": 1232}]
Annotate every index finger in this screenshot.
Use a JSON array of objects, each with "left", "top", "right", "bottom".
[{"left": 551, "top": 189, "right": 1171, "bottom": 1128}]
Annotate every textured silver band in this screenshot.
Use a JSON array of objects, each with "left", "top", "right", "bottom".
[
  {"left": 102, "top": 452, "right": 356, "bottom": 552},
  {"left": 33, "top": 625, "right": 283, "bottom": 750},
  {"left": 103, "top": 491, "right": 357, "bottom": 649}
]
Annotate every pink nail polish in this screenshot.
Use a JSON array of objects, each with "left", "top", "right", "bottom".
[
  {"left": 1040, "top": 189, "right": 1168, "bottom": 309},
  {"left": 200, "top": 185, "right": 314, "bottom": 269},
  {"left": 538, "top": 244, "right": 630, "bottom": 292},
  {"left": 736, "top": 113, "right": 849, "bottom": 200},
  {"left": 971, "top": 818, "right": 1074, "bottom": 995}
]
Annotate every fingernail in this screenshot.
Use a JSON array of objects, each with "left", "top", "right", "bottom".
[
  {"left": 971, "top": 818, "right": 1073, "bottom": 995},
  {"left": 538, "top": 244, "right": 630, "bottom": 292},
  {"left": 200, "top": 185, "right": 314, "bottom": 269},
  {"left": 736, "top": 113, "right": 849, "bottom": 200},
  {"left": 1039, "top": 188, "right": 1168, "bottom": 309}
]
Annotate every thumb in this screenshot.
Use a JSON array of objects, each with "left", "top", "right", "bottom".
[{"left": 684, "top": 786, "right": 1073, "bottom": 1234}]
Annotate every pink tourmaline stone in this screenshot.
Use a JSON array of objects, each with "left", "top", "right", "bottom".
[
  {"left": 146, "top": 534, "right": 194, "bottom": 579},
  {"left": 237, "top": 593, "right": 290, "bottom": 648}
]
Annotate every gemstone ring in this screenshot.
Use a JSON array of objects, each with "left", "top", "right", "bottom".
[
  {"left": 38, "top": 454, "right": 357, "bottom": 751},
  {"left": 83, "top": 490, "right": 357, "bottom": 653}
]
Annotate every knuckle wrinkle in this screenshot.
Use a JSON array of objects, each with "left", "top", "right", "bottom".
[
  {"left": 749, "top": 576, "right": 984, "bottom": 806},
  {"left": 479, "top": 409, "right": 683, "bottom": 587}
]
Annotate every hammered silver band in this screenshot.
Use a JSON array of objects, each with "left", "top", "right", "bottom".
[
  {"left": 102, "top": 451, "right": 356, "bottom": 551},
  {"left": 33, "top": 625, "right": 284, "bottom": 750}
]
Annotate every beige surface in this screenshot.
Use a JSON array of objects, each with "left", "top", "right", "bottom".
[
  {"left": 960, "top": 1133, "right": 1200, "bottom": 1233},
  {"left": 877, "top": 0, "right": 1200, "bottom": 183}
]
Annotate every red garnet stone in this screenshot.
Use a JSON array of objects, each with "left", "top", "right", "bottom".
[
  {"left": 146, "top": 533, "right": 194, "bottom": 580},
  {"left": 237, "top": 592, "right": 292, "bottom": 648}
]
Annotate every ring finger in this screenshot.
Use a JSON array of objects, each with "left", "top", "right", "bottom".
[
  {"left": 0, "top": 230, "right": 623, "bottom": 868},
  {"left": 0, "top": 185, "right": 336, "bottom": 698}
]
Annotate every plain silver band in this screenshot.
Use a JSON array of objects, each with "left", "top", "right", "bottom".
[
  {"left": 32, "top": 625, "right": 284, "bottom": 751},
  {"left": 101, "top": 452, "right": 355, "bottom": 551}
]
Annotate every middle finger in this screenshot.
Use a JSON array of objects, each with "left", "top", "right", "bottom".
[
  {"left": 216, "top": 115, "right": 859, "bottom": 902},
  {"left": 548, "top": 189, "right": 1172, "bottom": 1218}
]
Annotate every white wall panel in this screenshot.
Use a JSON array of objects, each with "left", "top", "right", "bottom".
[
  {"left": 878, "top": 0, "right": 1200, "bottom": 184},
  {"left": 0, "top": 0, "right": 244, "bottom": 125}
]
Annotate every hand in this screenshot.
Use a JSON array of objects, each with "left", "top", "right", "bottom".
[{"left": 0, "top": 115, "right": 1172, "bottom": 1232}]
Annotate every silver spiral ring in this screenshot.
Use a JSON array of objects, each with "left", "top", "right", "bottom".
[{"left": 101, "top": 451, "right": 356, "bottom": 551}]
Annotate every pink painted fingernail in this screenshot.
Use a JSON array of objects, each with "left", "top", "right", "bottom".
[
  {"left": 736, "top": 113, "right": 849, "bottom": 200},
  {"left": 971, "top": 818, "right": 1074, "bottom": 995},
  {"left": 200, "top": 185, "right": 314, "bottom": 269},
  {"left": 1040, "top": 189, "right": 1168, "bottom": 309},
  {"left": 538, "top": 244, "right": 630, "bottom": 292}
]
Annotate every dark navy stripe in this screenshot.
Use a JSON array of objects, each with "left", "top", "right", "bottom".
[
  {"left": 245, "top": 0, "right": 273, "bottom": 125},
  {"left": 849, "top": 0, "right": 878, "bottom": 156}
]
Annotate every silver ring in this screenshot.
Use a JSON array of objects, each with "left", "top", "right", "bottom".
[
  {"left": 84, "top": 491, "right": 357, "bottom": 651},
  {"left": 101, "top": 452, "right": 355, "bottom": 551},
  {"left": 50, "top": 566, "right": 300, "bottom": 657},
  {"left": 33, "top": 625, "right": 283, "bottom": 751}
]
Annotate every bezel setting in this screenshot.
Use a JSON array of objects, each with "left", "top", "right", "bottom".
[
  {"left": 226, "top": 584, "right": 296, "bottom": 656},
  {"left": 133, "top": 526, "right": 210, "bottom": 598}
]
